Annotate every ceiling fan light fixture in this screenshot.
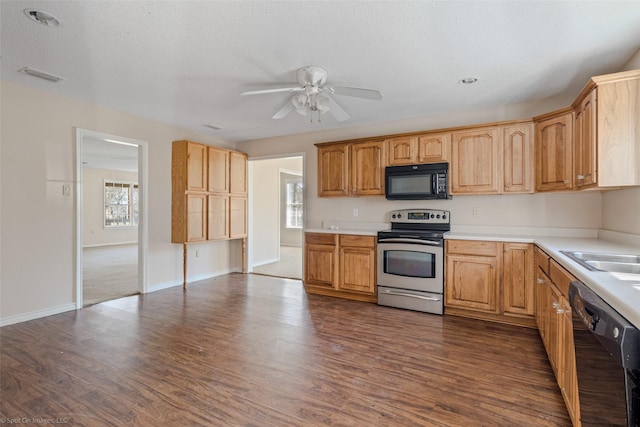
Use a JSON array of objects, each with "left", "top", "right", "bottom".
[
  {"left": 316, "top": 94, "right": 331, "bottom": 113},
  {"left": 292, "top": 94, "right": 308, "bottom": 113}
]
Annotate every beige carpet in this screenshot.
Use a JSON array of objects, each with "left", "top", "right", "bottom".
[
  {"left": 83, "top": 244, "right": 139, "bottom": 306},
  {"left": 252, "top": 246, "right": 302, "bottom": 280}
]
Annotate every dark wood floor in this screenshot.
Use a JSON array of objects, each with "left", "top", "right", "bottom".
[{"left": 1, "top": 274, "right": 571, "bottom": 426}]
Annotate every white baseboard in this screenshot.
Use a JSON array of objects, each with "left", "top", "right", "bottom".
[
  {"left": 253, "top": 257, "right": 279, "bottom": 267},
  {"left": 147, "top": 269, "right": 237, "bottom": 293},
  {"left": 0, "top": 303, "right": 76, "bottom": 327}
]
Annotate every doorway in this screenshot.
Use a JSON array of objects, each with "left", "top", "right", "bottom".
[
  {"left": 75, "top": 129, "right": 148, "bottom": 308},
  {"left": 248, "top": 155, "right": 304, "bottom": 280}
]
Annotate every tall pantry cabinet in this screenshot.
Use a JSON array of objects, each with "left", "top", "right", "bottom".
[{"left": 172, "top": 140, "right": 248, "bottom": 287}]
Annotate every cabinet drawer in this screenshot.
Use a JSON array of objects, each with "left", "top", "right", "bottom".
[
  {"left": 305, "top": 233, "right": 337, "bottom": 246},
  {"left": 447, "top": 240, "right": 499, "bottom": 257},
  {"left": 339, "top": 234, "right": 375, "bottom": 248},
  {"left": 549, "top": 260, "right": 576, "bottom": 298},
  {"left": 535, "top": 246, "right": 550, "bottom": 275}
]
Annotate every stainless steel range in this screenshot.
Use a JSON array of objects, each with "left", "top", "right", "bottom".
[{"left": 377, "top": 209, "right": 450, "bottom": 314}]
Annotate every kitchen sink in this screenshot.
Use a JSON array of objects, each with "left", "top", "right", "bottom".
[{"left": 561, "top": 251, "right": 640, "bottom": 274}]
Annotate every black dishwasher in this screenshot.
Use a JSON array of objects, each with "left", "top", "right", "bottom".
[{"left": 569, "top": 281, "right": 640, "bottom": 427}]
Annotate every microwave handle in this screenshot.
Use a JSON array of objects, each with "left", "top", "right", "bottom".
[{"left": 432, "top": 173, "right": 438, "bottom": 195}]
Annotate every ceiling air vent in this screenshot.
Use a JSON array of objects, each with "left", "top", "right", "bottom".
[{"left": 18, "top": 67, "right": 65, "bottom": 82}]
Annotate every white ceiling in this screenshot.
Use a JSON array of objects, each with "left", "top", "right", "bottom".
[{"left": 2, "top": 1, "right": 640, "bottom": 144}]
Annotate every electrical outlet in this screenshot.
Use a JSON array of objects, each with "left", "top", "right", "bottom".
[
  {"left": 195, "top": 249, "right": 199, "bottom": 258},
  {"left": 353, "top": 208, "right": 359, "bottom": 217},
  {"left": 473, "top": 207, "right": 480, "bottom": 217}
]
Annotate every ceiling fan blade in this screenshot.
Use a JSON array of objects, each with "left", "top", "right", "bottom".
[
  {"left": 241, "top": 87, "right": 303, "bottom": 96},
  {"left": 330, "top": 86, "right": 383, "bottom": 101},
  {"left": 325, "top": 96, "right": 350, "bottom": 122},
  {"left": 272, "top": 99, "right": 294, "bottom": 120}
]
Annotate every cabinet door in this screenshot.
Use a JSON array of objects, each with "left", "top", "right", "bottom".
[
  {"left": 318, "top": 144, "right": 350, "bottom": 196},
  {"left": 305, "top": 243, "right": 337, "bottom": 288},
  {"left": 229, "top": 151, "right": 247, "bottom": 195},
  {"left": 386, "top": 136, "right": 417, "bottom": 165},
  {"left": 338, "top": 235, "right": 376, "bottom": 294},
  {"left": 503, "top": 243, "right": 534, "bottom": 316},
  {"left": 208, "top": 146, "right": 230, "bottom": 193},
  {"left": 445, "top": 254, "right": 499, "bottom": 313},
  {"left": 187, "top": 142, "right": 208, "bottom": 192},
  {"left": 547, "top": 283, "right": 563, "bottom": 378},
  {"left": 574, "top": 89, "right": 597, "bottom": 188},
  {"left": 502, "top": 123, "right": 534, "bottom": 193},
  {"left": 450, "top": 127, "right": 500, "bottom": 194},
  {"left": 351, "top": 141, "right": 385, "bottom": 196},
  {"left": 535, "top": 269, "right": 550, "bottom": 344},
  {"left": 207, "top": 195, "right": 229, "bottom": 240},
  {"left": 535, "top": 111, "right": 574, "bottom": 191},
  {"left": 560, "top": 296, "right": 581, "bottom": 426},
  {"left": 186, "top": 193, "right": 207, "bottom": 242},
  {"left": 229, "top": 196, "right": 247, "bottom": 238},
  {"left": 417, "top": 132, "right": 450, "bottom": 163}
]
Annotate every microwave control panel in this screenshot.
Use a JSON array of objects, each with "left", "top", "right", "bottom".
[{"left": 436, "top": 173, "right": 448, "bottom": 195}]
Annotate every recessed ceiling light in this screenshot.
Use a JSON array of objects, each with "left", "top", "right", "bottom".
[
  {"left": 458, "top": 77, "right": 478, "bottom": 85},
  {"left": 18, "top": 67, "right": 64, "bottom": 82},
  {"left": 23, "top": 9, "right": 60, "bottom": 26},
  {"left": 204, "top": 124, "right": 223, "bottom": 131}
]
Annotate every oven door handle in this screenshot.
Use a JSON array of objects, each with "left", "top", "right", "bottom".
[
  {"left": 380, "top": 289, "right": 441, "bottom": 301},
  {"left": 378, "top": 237, "right": 441, "bottom": 246}
]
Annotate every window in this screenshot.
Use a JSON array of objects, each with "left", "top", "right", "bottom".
[
  {"left": 104, "top": 181, "right": 139, "bottom": 227},
  {"left": 285, "top": 178, "right": 303, "bottom": 228}
]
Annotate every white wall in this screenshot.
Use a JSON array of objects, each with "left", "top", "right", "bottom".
[
  {"left": 0, "top": 80, "right": 240, "bottom": 324},
  {"left": 82, "top": 167, "right": 138, "bottom": 246}
]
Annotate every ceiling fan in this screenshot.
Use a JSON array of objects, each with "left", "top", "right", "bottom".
[{"left": 240, "top": 66, "right": 383, "bottom": 122}]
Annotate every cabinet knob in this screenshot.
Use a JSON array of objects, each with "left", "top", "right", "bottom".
[
  {"left": 563, "top": 180, "right": 569, "bottom": 184},
  {"left": 556, "top": 308, "right": 566, "bottom": 314},
  {"left": 536, "top": 278, "right": 544, "bottom": 284},
  {"left": 576, "top": 175, "right": 585, "bottom": 180},
  {"left": 552, "top": 302, "right": 560, "bottom": 309}
]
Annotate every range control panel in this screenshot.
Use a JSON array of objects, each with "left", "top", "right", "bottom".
[{"left": 389, "top": 209, "right": 450, "bottom": 225}]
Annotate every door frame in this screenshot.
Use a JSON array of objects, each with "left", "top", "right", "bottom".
[
  {"left": 247, "top": 153, "right": 305, "bottom": 274},
  {"left": 74, "top": 128, "right": 149, "bottom": 309}
]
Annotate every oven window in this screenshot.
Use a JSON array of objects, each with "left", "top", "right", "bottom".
[{"left": 383, "top": 250, "right": 436, "bottom": 278}]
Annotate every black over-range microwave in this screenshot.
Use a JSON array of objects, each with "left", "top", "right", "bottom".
[{"left": 385, "top": 162, "right": 450, "bottom": 200}]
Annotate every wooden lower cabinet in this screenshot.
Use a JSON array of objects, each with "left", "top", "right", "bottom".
[
  {"left": 445, "top": 240, "right": 534, "bottom": 327},
  {"left": 535, "top": 248, "right": 581, "bottom": 426},
  {"left": 304, "top": 232, "right": 377, "bottom": 302}
]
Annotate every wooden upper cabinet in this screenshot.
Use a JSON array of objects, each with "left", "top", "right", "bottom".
[
  {"left": 534, "top": 109, "right": 574, "bottom": 192},
  {"left": 229, "top": 151, "right": 248, "bottom": 195},
  {"left": 207, "top": 194, "right": 228, "bottom": 240},
  {"left": 574, "top": 89, "right": 597, "bottom": 188},
  {"left": 417, "top": 132, "right": 451, "bottom": 163},
  {"left": 502, "top": 123, "right": 534, "bottom": 193},
  {"left": 317, "top": 143, "right": 350, "bottom": 197},
  {"left": 385, "top": 132, "right": 450, "bottom": 165},
  {"left": 208, "top": 146, "right": 230, "bottom": 193},
  {"left": 351, "top": 140, "right": 385, "bottom": 196},
  {"left": 450, "top": 127, "right": 500, "bottom": 194},
  {"left": 576, "top": 69, "right": 640, "bottom": 188},
  {"left": 172, "top": 140, "right": 248, "bottom": 243},
  {"left": 229, "top": 196, "right": 247, "bottom": 238},
  {"left": 386, "top": 136, "right": 418, "bottom": 165}
]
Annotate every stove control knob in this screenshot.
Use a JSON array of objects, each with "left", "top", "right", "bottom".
[
  {"left": 397, "top": 213, "right": 402, "bottom": 219},
  {"left": 436, "top": 214, "right": 441, "bottom": 219},
  {"left": 430, "top": 214, "right": 435, "bottom": 218},
  {"left": 442, "top": 214, "right": 447, "bottom": 220},
  {"left": 391, "top": 214, "right": 396, "bottom": 219}
]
